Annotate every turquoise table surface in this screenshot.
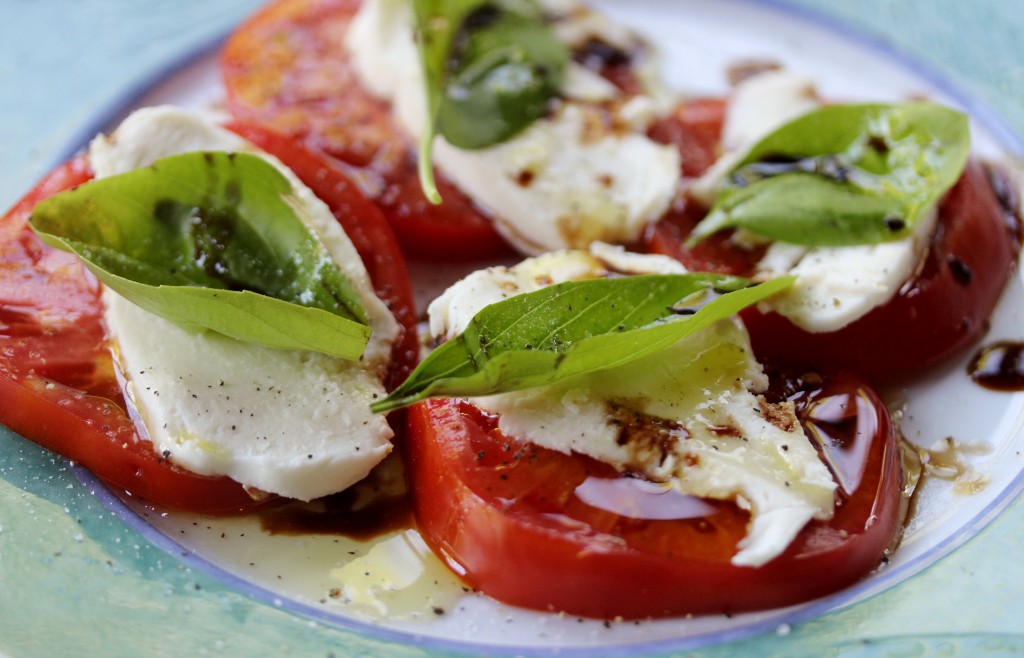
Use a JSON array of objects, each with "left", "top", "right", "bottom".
[{"left": 2, "top": 1, "right": 1023, "bottom": 656}]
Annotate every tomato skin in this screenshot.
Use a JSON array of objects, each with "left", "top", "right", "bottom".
[
  {"left": 220, "top": 0, "right": 514, "bottom": 261},
  {"left": 646, "top": 100, "right": 1020, "bottom": 377},
  {"left": 405, "top": 371, "right": 903, "bottom": 619}
]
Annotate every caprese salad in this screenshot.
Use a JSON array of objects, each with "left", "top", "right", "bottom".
[{"left": 1, "top": 0, "right": 1020, "bottom": 625}]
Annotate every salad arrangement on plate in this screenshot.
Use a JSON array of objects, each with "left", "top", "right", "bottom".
[{"left": 1, "top": 0, "right": 1021, "bottom": 624}]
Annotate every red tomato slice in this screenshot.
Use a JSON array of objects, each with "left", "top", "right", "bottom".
[
  {"left": 646, "top": 100, "right": 1021, "bottom": 377},
  {"left": 0, "top": 137, "right": 418, "bottom": 511},
  {"left": 405, "top": 371, "right": 904, "bottom": 618},
  {"left": 220, "top": 0, "right": 514, "bottom": 261}
]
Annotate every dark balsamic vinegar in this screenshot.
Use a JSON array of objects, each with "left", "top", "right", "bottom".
[{"left": 968, "top": 340, "right": 1024, "bottom": 391}]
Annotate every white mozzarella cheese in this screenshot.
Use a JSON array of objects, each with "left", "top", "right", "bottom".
[
  {"left": 561, "top": 62, "right": 619, "bottom": 103},
  {"left": 543, "top": 0, "right": 637, "bottom": 52},
  {"left": 433, "top": 104, "right": 679, "bottom": 254},
  {"left": 104, "top": 293, "right": 393, "bottom": 501},
  {"left": 91, "top": 106, "right": 399, "bottom": 501},
  {"left": 722, "top": 69, "right": 819, "bottom": 152},
  {"left": 344, "top": 0, "right": 426, "bottom": 141},
  {"left": 429, "top": 245, "right": 837, "bottom": 566},
  {"left": 756, "top": 208, "right": 937, "bottom": 332},
  {"left": 345, "top": 0, "right": 680, "bottom": 254}
]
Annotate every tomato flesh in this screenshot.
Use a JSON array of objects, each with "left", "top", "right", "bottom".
[
  {"left": 0, "top": 139, "right": 418, "bottom": 511},
  {"left": 646, "top": 100, "right": 1020, "bottom": 377},
  {"left": 405, "top": 371, "right": 903, "bottom": 619},
  {"left": 220, "top": 0, "right": 514, "bottom": 261},
  {"left": 647, "top": 97, "right": 728, "bottom": 180}
]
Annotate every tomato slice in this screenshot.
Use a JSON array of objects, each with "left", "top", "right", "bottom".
[
  {"left": 646, "top": 100, "right": 1021, "bottom": 377},
  {"left": 0, "top": 137, "right": 418, "bottom": 511},
  {"left": 405, "top": 371, "right": 903, "bottom": 618},
  {"left": 220, "top": 0, "right": 514, "bottom": 261}
]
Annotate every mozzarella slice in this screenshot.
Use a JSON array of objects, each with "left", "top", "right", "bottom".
[
  {"left": 91, "top": 106, "right": 399, "bottom": 501},
  {"left": 432, "top": 105, "right": 679, "bottom": 254},
  {"left": 756, "top": 208, "right": 937, "bottom": 332},
  {"left": 345, "top": 0, "right": 680, "bottom": 254},
  {"left": 429, "top": 245, "right": 837, "bottom": 566}
]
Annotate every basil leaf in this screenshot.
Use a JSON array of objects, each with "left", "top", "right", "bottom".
[
  {"left": 688, "top": 102, "right": 970, "bottom": 247},
  {"left": 413, "top": 0, "right": 569, "bottom": 202},
  {"left": 371, "top": 273, "right": 794, "bottom": 413},
  {"left": 30, "top": 151, "right": 372, "bottom": 360}
]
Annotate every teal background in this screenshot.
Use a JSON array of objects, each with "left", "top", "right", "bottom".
[{"left": 1, "top": 1, "right": 1023, "bottom": 655}]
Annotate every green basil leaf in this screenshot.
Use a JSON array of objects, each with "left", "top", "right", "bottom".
[
  {"left": 688, "top": 102, "right": 971, "bottom": 247},
  {"left": 371, "top": 273, "right": 794, "bottom": 413},
  {"left": 413, "top": 0, "right": 569, "bottom": 202},
  {"left": 30, "top": 151, "right": 372, "bottom": 360}
]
